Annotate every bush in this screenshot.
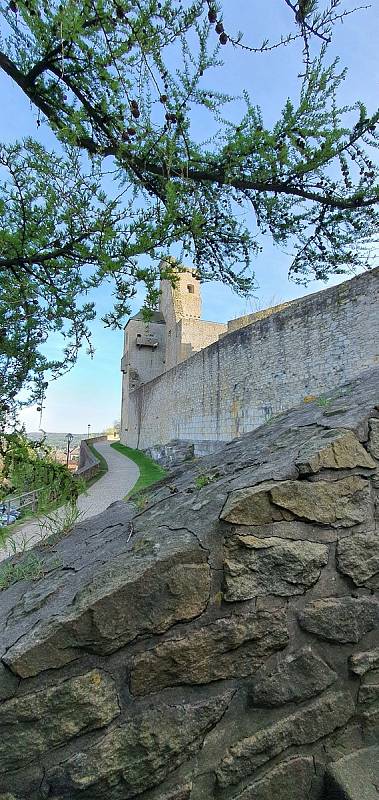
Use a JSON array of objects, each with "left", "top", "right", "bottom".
[{"left": 0, "top": 432, "right": 81, "bottom": 512}]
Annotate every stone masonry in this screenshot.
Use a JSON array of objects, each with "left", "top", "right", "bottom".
[
  {"left": 0, "top": 367, "right": 378, "bottom": 799},
  {"left": 121, "top": 266, "right": 379, "bottom": 450},
  {"left": 120, "top": 265, "right": 227, "bottom": 445}
]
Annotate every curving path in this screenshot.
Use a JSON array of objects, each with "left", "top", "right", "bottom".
[{"left": 0, "top": 441, "right": 139, "bottom": 563}]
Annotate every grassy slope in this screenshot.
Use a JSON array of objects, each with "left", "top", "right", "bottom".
[
  {"left": 86, "top": 442, "right": 108, "bottom": 486},
  {"left": 111, "top": 442, "right": 166, "bottom": 499}
]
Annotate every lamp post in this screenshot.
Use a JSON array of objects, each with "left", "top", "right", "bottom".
[
  {"left": 65, "top": 433, "right": 74, "bottom": 467},
  {"left": 87, "top": 423, "right": 91, "bottom": 440}
]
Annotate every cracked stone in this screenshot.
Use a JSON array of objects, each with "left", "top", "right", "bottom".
[
  {"left": 337, "top": 531, "right": 379, "bottom": 587},
  {"left": 231, "top": 756, "right": 314, "bottom": 800},
  {"left": 298, "top": 596, "right": 379, "bottom": 643},
  {"left": 0, "top": 669, "right": 120, "bottom": 773},
  {"left": 223, "top": 534, "right": 329, "bottom": 600},
  {"left": 130, "top": 609, "right": 289, "bottom": 695},
  {"left": 2, "top": 531, "right": 210, "bottom": 678},
  {"left": 349, "top": 647, "right": 379, "bottom": 676},
  {"left": 155, "top": 785, "right": 192, "bottom": 800},
  {"left": 47, "top": 692, "right": 233, "bottom": 800},
  {"left": 295, "top": 429, "right": 376, "bottom": 475},
  {"left": 270, "top": 477, "right": 371, "bottom": 526},
  {"left": 221, "top": 477, "right": 371, "bottom": 527},
  {"left": 0, "top": 663, "right": 18, "bottom": 702},
  {"left": 358, "top": 670, "right": 379, "bottom": 709},
  {"left": 250, "top": 646, "right": 337, "bottom": 706},
  {"left": 360, "top": 703, "right": 379, "bottom": 739},
  {"left": 325, "top": 746, "right": 379, "bottom": 800},
  {"left": 216, "top": 689, "right": 354, "bottom": 788}
]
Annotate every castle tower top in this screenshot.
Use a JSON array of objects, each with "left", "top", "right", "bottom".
[{"left": 159, "top": 266, "right": 201, "bottom": 322}]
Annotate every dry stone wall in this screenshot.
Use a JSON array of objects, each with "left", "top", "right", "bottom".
[
  {"left": 125, "top": 267, "right": 379, "bottom": 449},
  {"left": 0, "top": 368, "right": 378, "bottom": 799}
]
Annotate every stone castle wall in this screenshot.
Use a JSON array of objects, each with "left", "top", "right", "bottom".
[{"left": 124, "top": 268, "right": 379, "bottom": 449}]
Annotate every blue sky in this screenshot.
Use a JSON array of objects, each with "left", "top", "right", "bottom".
[{"left": 1, "top": 1, "right": 378, "bottom": 432}]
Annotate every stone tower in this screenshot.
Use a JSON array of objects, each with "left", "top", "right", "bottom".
[
  {"left": 120, "top": 265, "right": 227, "bottom": 444},
  {"left": 120, "top": 310, "right": 166, "bottom": 441}
]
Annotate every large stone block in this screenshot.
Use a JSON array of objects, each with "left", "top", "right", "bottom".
[
  {"left": 0, "top": 670, "right": 120, "bottom": 773},
  {"left": 47, "top": 692, "right": 233, "bottom": 800},
  {"left": 337, "top": 531, "right": 379, "bottom": 587},
  {"left": 221, "top": 477, "right": 371, "bottom": 527},
  {"left": 130, "top": 609, "right": 289, "bottom": 695},
  {"left": 349, "top": 647, "right": 379, "bottom": 676},
  {"left": 2, "top": 532, "right": 210, "bottom": 678},
  {"left": 324, "top": 746, "right": 379, "bottom": 800},
  {"left": 231, "top": 756, "right": 315, "bottom": 800},
  {"left": 270, "top": 477, "right": 371, "bottom": 527},
  {"left": 223, "top": 534, "right": 328, "bottom": 601},
  {"left": 250, "top": 646, "right": 337, "bottom": 706},
  {"left": 216, "top": 689, "right": 354, "bottom": 788},
  {"left": 295, "top": 429, "right": 376, "bottom": 475},
  {"left": 298, "top": 597, "right": 379, "bottom": 643}
]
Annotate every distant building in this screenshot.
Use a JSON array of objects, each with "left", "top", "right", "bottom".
[{"left": 120, "top": 265, "right": 228, "bottom": 440}]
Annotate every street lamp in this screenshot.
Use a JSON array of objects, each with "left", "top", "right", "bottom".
[
  {"left": 65, "top": 433, "right": 74, "bottom": 467},
  {"left": 87, "top": 423, "right": 91, "bottom": 439}
]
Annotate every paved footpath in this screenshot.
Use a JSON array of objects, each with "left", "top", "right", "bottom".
[{"left": 0, "top": 441, "right": 139, "bottom": 563}]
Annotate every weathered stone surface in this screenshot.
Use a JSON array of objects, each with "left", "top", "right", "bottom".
[
  {"left": 360, "top": 703, "right": 379, "bottom": 739},
  {"left": 368, "top": 418, "right": 379, "bottom": 459},
  {"left": 47, "top": 693, "right": 232, "bottom": 800},
  {"left": 324, "top": 746, "right": 379, "bottom": 800},
  {"left": 0, "top": 663, "right": 18, "bottom": 702},
  {"left": 337, "top": 531, "right": 379, "bottom": 587},
  {"left": 349, "top": 647, "right": 379, "bottom": 676},
  {"left": 298, "top": 597, "right": 379, "bottom": 643},
  {"left": 2, "top": 531, "right": 210, "bottom": 678},
  {"left": 270, "top": 477, "right": 371, "bottom": 527},
  {"left": 250, "top": 646, "right": 337, "bottom": 706},
  {"left": 358, "top": 670, "right": 379, "bottom": 709},
  {"left": 0, "top": 371, "right": 377, "bottom": 800},
  {"left": 216, "top": 689, "right": 354, "bottom": 788},
  {"left": 221, "top": 477, "right": 371, "bottom": 527},
  {"left": 223, "top": 535, "right": 329, "bottom": 600},
  {"left": 295, "top": 429, "right": 376, "bottom": 475},
  {"left": 220, "top": 482, "right": 279, "bottom": 525},
  {"left": 0, "top": 670, "right": 120, "bottom": 772},
  {"left": 232, "top": 756, "right": 314, "bottom": 800},
  {"left": 130, "top": 609, "right": 289, "bottom": 695},
  {"left": 156, "top": 785, "right": 192, "bottom": 800}
]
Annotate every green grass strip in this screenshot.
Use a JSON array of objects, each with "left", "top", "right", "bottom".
[
  {"left": 111, "top": 442, "right": 166, "bottom": 499},
  {"left": 86, "top": 442, "right": 108, "bottom": 486}
]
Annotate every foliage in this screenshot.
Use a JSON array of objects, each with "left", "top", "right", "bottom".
[
  {"left": 38, "top": 500, "right": 82, "bottom": 545},
  {"left": 111, "top": 441, "right": 166, "bottom": 499},
  {"left": 87, "top": 441, "right": 109, "bottom": 476},
  {"left": 0, "top": 431, "right": 81, "bottom": 508},
  {"left": 195, "top": 471, "right": 219, "bottom": 488},
  {"left": 0, "top": 0, "right": 378, "bottom": 420},
  {"left": 0, "top": 551, "right": 46, "bottom": 591}
]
